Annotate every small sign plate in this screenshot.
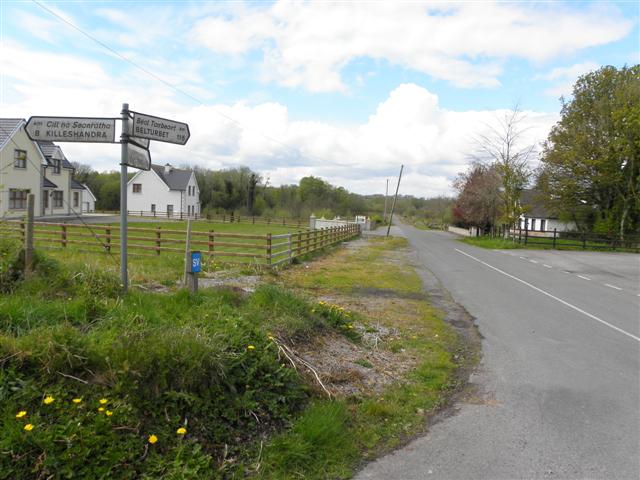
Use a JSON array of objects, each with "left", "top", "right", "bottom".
[
  {"left": 131, "top": 111, "right": 190, "bottom": 145},
  {"left": 126, "top": 142, "right": 151, "bottom": 170},
  {"left": 190, "top": 251, "right": 202, "bottom": 273},
  {"left": 26, "top": 116, "right": 117, "bottom": 143}
]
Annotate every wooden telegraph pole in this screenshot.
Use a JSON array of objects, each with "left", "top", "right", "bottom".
[{"left": 386, "top": 165, "right": 403, "bottom": 237}]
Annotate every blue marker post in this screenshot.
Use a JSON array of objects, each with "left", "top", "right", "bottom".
[{"left": 186, "top": 250, "right": 201, "bottom": 293}]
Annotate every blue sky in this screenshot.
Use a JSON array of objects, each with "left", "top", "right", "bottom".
[{"left": 1, "top": 1, "right": 638, "bottom": 196}]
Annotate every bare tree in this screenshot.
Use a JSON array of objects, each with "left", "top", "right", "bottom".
[{"left": 474, "top": 106, "right": 534, "bottom": 227}]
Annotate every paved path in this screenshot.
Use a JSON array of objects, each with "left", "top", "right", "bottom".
[{"left": 357, "top": 226, "right": 640, "bottom": 480}]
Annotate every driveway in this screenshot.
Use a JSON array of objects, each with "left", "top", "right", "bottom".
[{"left": 357, "top": 226, "right": 640, "bottom": 480}]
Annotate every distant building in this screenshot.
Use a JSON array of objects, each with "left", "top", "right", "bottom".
[
  {"left": 127, "top": 163, "right": 200, "bottom": 217},
  {"left": 0, "top": 118, "right": 89, "bottom": 218},
  {"left": 518, "top": 189, "right": 575, "bottom": 232}
]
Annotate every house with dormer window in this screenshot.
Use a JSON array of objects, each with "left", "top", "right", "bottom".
[{"left": 0, "top": 118, "right": 93, "bottom": 218}]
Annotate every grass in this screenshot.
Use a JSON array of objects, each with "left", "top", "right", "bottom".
[
  {"left": 255, "top": 236, "right": 469, "bottom": 479},
  {"left": 0, "top": 219, "right": 303, "bottom": 285},
  {"left": 461, "top": 235, "right": 639, "bottom": 253},
  {"left": 0, "top": 238, "right": 361, "bottom": 479},
  {"left": 0, "top": 234, "right": 468, "bottom": 479}
]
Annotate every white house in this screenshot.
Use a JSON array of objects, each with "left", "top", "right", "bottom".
[
  {"left": 127, "top": 163, "right": 200, "bottom": 217},
  {"left": 0, "top": 118, "right": 86, "bottom": 219},
  {"left": 518, "top": 189, "right": 576, "bottom": 233},
  {"left": 81, "top": 184, "right": 97, "bottom": 213}
]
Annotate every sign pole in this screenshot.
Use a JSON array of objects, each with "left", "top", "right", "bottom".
[{"left": 120, "top": 103, "right": 129, "bottom": 291}]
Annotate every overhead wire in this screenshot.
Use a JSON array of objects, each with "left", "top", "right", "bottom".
[{"left": 30, "top": 0, "right": 348, "bottom": 169}]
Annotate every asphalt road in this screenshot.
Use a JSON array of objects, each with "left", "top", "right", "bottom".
[{"left": 357, "top": 225, "right": 640, "bottom": 480}]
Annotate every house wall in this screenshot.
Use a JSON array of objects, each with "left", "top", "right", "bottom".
[
  {"left": 0, "top": 126, "right": 43, "bottom": 218},
  {"left": 127, "top": 169, "right": 182, "bottom": 216},
  {"left": 82, "top": 190, "right": 95, "bottom": 213},
  {"left": 519, "top": 216, "right": 576, "bottom": 233},
  {"left": 183, "top": 173, "right": 200, "bottom": 215},
  {"left": 43, "top": 155, "right": 72, "bottom": 216}
]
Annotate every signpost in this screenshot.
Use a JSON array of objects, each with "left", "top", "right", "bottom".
[
  {"left": 25, "top": 117, "right": 117, "bottom": 143},
  {"left": 25, "top": 104, "right": 190, "bottom": 292},
  {"left": 131, "top": 111, "right": 190, "bottom": 145}
]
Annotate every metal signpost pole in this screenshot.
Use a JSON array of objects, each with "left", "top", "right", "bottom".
[
  {"left": 386, "top": 165, "right": 403, "bottom": 237},
  {"left": 120, "top": 103, "right": 129, "bottom": 291}
]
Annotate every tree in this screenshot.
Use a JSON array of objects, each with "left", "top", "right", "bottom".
[
  {"left": 538, "top": 65, "right": 640, "bottom": 237},
  {"left": 474, "top": 106, "right": 534, "bottom": 226},
  {"left": 452, "top": 162, "right": 502, "bottom": 230}
]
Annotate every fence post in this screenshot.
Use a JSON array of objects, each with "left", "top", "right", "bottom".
[
  {"left": 61, "top": 224, "right": 67, "bottom": 248},
  {"left": 105, "top": 226, "right": 111, "bottom": 252},
  {"left": 582, "top": 232, "right": 586, "bottom": 250},
  {"left": 156, "top": 227, "right": 162, "bottom": 255},
  {"left": 20, "top": 220, "right": 25, "bottom": 244},
  {"left": 282, "top": 217, "right": 285, "bottom": 226},
  {"left": 252, "top": 216, "right": 255, "bottom": 224},
  {"left": 208, "top": 230, "right": 214, "bottom": 260},
  {"left": 266, "top": 233, "right": 272, "bottom": 266},
  {"left": 524, "top": 223, "right": 528, "bottom": 245},
  {"left": 553, "top": 228, "right": 557, "bottom": 249},
  {"left": 288, "top": 233, "right": 293, "bottom": 264},
  {"left": 24, "top": 194, "right": 35, "bottom": 278}
]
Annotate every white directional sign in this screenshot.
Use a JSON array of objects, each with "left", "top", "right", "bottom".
[
  {"left": 131, "top": 111, "right": 190, "bottom": 145},
  {"left": 126, "top": 122, "right": 150, "bottom": 149},
  {"left": 26, "top": 116, "right": 116, "bottom": 143},
  {"left": 126, "top": 142, "right": 151, "bottom": 170}
]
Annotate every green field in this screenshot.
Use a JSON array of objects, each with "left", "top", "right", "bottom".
[{"left": 0, "top": 220, "right": 303, "bottom": 284}]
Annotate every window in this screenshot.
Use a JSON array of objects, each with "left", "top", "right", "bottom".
[
  {"left": 14, "top": 150, "right": 27, "bottom": 168},
  {"left": 531, "top": 219, "right": 536, "bottom": 231},
  {"left": 151, "top": 204, "right": 156, "bottom": 213},
  {"left": 73, "top": 191, "right": 80, "bottom": 208},
  {"left": 52, "top": 191, "right": 63, "bottom": 208},
  {"left": 9, "top": 189, "right": 28, "bottom": 209},
  {"left": 540, "top": 219, "right": 546, "bottom": 232},
  {"left": 52, "top": 159, "right": 61, "bottom": 174},
  {"left": 132, "top": 183, "right": 142, "bottom": 193},
  {"left": 43, "top": 192, "right": 49, "bottom": 210}
]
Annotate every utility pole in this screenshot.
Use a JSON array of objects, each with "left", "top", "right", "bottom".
[
  {"left": 383, "top": 178, "right": 389, "bottom": 223},
  {"left": 120, "top": 103, "right": 129, "bottom": 292},
  {"left": 386, "top": 165, "right": 403, "bottom": 237}
]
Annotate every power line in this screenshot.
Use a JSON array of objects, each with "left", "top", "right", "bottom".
[{"left": 30, "top": 0, "right": 350, "bottom": 169}]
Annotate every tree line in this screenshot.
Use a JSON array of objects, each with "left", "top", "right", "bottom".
[{"left": 453, "top": 65, "right": 639, "bottom": 238}]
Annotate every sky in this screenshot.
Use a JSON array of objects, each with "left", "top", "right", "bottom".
[{"left": 1, "top": 0, "right": 638, "bottom": 198}]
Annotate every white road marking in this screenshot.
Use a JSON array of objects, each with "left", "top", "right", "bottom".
[
  {"left": 543, "top": 264, "right": 552, "bottom": 268},
  {"left": 562, "top": 270, "right": 571, "bottom": 274},
  {"left": 604, "top": 284, "right": 622, "bottom": 291},
  {"left": 577, "top": 275, "right": 591, "bottom": 281},
  {"left": 529, "top": 260, "right": 538, "bottom": 264},
  {"left": 454, "top": 248, "right": 640, "bottom": 343},
  {"left": 519, "top": 256, "right": 527, "bottom": 260}
]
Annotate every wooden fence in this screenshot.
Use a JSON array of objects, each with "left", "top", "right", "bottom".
[
  {"left": 505, "top": 226, "right": 640, "bottom": 253},
  {"left": 116, "top": 210, "right": 308, "bottom": 228},
  {"left": 0, "top": 221, "right": 360, "bottom": 266}
]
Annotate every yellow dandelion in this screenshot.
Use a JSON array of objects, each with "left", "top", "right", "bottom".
[
  {"left": 247, "top": 345, "right": 255, "bottom": 350},
  {"left": 98, "top": 407, "right": 105, "bottom": 412},
  {"left": 43, "top": 396, "right": 55, "bottom": 405},
  {"left": 72, "top": 398, "right": 82, "bottom": 404},
  {"left": 347, "top": 325, "right": 354, "bottom": 329},
  {"left": 23, "top": 424, "right": 34, "bottom": 431},
  {"left": 311, "top": 308, "right": 316, "bottom": 313},
  {"left": 267, "top": 335, "right": 274, "bottom": 341},
  {"left": 176, "top": 427, "right": 187, "bottom": 435},
  {"left": 105, "top": 410, "right": 113, "bottom": 417},
  {"left": 148, "top": 434, "right": 158, "bottom": 444},
  {"left": 99, "top": 398, "right": 108, "bottom": 405},
  {"left": 16, "top": 411, "right": 27, "bottom": 419}
]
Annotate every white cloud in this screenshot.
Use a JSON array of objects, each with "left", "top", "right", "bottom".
[
  {"left": 192, "top": 1, "right": 630, "bottom": 92},
  {"left": 2, "top": 39, "right": 559, "bottom": 198},
  {"left": 538, "top": 61, "right": 601, "bottom": 97}
]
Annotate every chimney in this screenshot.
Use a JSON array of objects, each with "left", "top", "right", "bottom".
[{"left": 164, "top": 163, "right": 172, "bottom": 174}]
